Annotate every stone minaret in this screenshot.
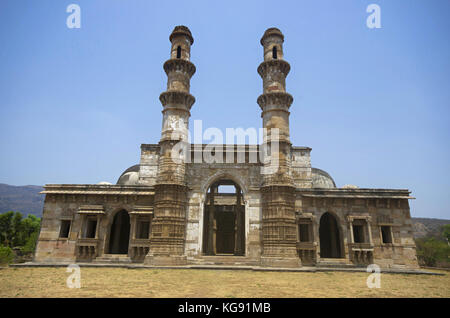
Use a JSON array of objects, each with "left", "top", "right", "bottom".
[
  {"left": 257, "top": 28, "right": 301, "bottom": 267},
  {"left": 145, "top": 26, "right": 196, "bottom": 265}
]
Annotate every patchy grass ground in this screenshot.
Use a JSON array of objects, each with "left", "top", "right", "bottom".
[{"left": 0, "top": 267, "right": 448, "bottom": 298}]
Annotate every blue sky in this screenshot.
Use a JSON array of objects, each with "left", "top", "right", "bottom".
[{"left": 0, "top": 0, "right": 449, "bottom": 219}]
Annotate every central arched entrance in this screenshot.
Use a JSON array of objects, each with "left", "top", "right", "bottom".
[
  {"left": 202, "top": 179, "right": 245, "bottom": 256},
  {"left": 319, "top": 212, "right": 343, "bottom": 258},
  {"left": 108, "top": 210, "right": 130, "bottom": 254}
]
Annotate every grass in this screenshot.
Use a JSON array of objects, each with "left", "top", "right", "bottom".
[{"left": 0, "top": 267, "right": 448, "bottom": 298}]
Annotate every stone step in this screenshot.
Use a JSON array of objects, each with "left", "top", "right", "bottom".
[
  {"left": 316, "top": 258, "right": 355, "bottom": 268},
  {"left": 191, "top": 255, "right": 258, "bottom": 266},
  {"left": 101, "top": 254, "right": 130, "bottom": 258},
  {"left": 94, "top": 254, "right": 132, "bottom": 264}
]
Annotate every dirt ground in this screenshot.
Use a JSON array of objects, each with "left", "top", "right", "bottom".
[{"left": 0, "top": 267, "right": 448, "bottom": 298}]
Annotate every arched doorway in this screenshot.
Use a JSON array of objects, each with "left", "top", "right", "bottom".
[
  {"left": 108, "top": 210, "right": 130, "bottom": 254},
  {"left": 319, "top": 212, "right": 343, "bottom": 258},
  {"left": 202, "top": 179, "right": 245, "bottom": 256}
]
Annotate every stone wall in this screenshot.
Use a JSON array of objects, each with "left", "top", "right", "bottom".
[
  {"left": 34, "top": 186, "right": 155, "bottom": 263},
  {"left": 138, "top": 144, "right": 160, "bottom": 186},
  {"left": 35, "top": 155, "right": 418, "bottom": 270},
  {"left": 296, "top": 189, "right": 419, "bottom": 269},
  {"left": 291, "top": 147, "right": 312, "bottom": 188},
  {"left": 35, "top": 196, "right": 78, "bottom": 262}
]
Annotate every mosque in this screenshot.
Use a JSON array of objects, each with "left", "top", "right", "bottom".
[{"left": 34, "top": 26, "right": 418, "bottom": 269}]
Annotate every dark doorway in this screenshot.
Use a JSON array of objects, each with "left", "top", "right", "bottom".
[
  {"left": 216, "top": 207, "right": 235, "bottom": 254},
  {"left": 319, "top": 212, "right": 343, "bottom": 258},
  {"left": 203, "top": 180, "right": 245, "bottom": 256},
  {"left": 108, "top": 210, "right": 130, "bottom": 254}
]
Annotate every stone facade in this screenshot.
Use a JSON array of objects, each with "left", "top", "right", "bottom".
[{"left": 34, "top": 26, "right": 419, "bottom": 269}]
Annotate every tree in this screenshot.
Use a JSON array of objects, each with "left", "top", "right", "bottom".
[
  {"left": 415, "top": 225, "right": 450, "bottom": 268},
  {"left": 0, "top": 211, "right": 14, "bottom": 247},
  {"left": 0, "top": 211, "right": 41, "bottom": 250},
  {"left": 21, "top": 231, "right": 40, "bottom": 254},
  {"left": 442, "top": 224, "right": 450, "bottom": 245},
  {"left": 0, "top": 245, "right": 14, "bottom": 265},
  {"left": 11, "top": 212, "right": 23, "bottom": 247},
  {"left": 416, "top": 237, "right": 444, "bottom": 266}
]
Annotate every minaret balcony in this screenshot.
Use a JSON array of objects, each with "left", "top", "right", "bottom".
[
  {"left": 163, "top": 59, "right": 196, "bottom": 78},
  {"left": 159, "top": 91, "right": 195, "bottom": 110},
  {"left": 257, "top": 59, "right": 290, "bottom": 78},
  {"left": 257, "top": 92, "right": 293, "bottom": 111}
]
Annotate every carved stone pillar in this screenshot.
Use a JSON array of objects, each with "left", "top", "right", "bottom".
[
  {"left": 207, "top": 185, "right": 217, "bottom": 255},
  {"left": 146, "top": 184, "right": 188, "bottom": 264},
  {"left": 234, "top": 186, "right": 243, "bottom": 255},
  {"left": 260, "top": 186, "right": 300, "bottom": 267},
  {"left": 348, "top": 218, "right": 355, "bottom": 243},
  {"left": 367, "top": 217, "right": 373, "bottom": 245},
  {"left": 130, "top": 214, "right": 137, "bottom": 240},
  {"left": 95, "top": 215, "right": 100, "bottom": 240}
]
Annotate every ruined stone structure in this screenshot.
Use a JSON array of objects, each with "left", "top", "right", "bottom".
[{"left": 34, "top": 26, "right": 419, "bottom": 269}]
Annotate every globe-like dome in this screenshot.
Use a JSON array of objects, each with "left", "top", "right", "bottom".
[
  {"left": 116, "top": 164, "right": 140, "bottom": 185},
  {"left": 311, "top": 168, "right": 336, "bottom": 188}
]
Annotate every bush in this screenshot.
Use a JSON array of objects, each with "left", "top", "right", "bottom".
[
  {"left": 0, "top": 211, "right": 41, "bottom": 253},
  {"left": 416, "top": 237, "right": 450, "bottom": 267},
  {"left": 21, "top": 231, "right": 39, "bottom": 255},
  {"left": 0, "top": 245, "right": 14, "bottom": 265}
]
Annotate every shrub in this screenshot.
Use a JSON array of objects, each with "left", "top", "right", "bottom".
[
  {"left": 0, "top": 245, "right": 14, "bottom": 265},
  {"left": 21, "top": 231, "right": 39, "bottom": 255},
  {"left": 0, "top": 211, "right": 41, "bottom": 253},
  {"left": 416, "top": 237, "right": 450, "bottom": 267}
]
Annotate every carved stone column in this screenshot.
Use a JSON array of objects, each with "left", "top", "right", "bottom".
[
  {"left": 234, "top": 186, "right": 243, "bottom": 255},
  {"left": 207, "top": 185, "right": 217, "bottom": 255}
]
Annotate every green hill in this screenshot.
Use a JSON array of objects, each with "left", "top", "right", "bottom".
[{"left": 0, "top": 183, "right": 44, "bottom": 217}]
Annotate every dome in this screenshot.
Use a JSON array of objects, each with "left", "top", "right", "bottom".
[
  {"left": 342, "top": 184, "right": 359, "bottom": 189},
  {"left": 97, "top": 181, "right": 112, "bottom": 185},
  {"left": 311, "top": 168, "right": 336, "bottom": 188},
  {"left": 116, "top": 164, "right": 140, "bottom": 185}
]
